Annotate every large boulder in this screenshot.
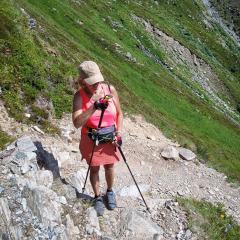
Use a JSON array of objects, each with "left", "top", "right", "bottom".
[
  {"left": 23, "top": 185, "right": 63, "bottom": 228},
  {"left": 66, "top": 170, "right": 87, "bottom": 193},
  {"left": 178, "top": 147, "right": 196, "bottom": 161},
  {"left": 119, "top": 210, "right": 163, "bottom": 240},
  {"left": 161, "top": 146, "right": 179, "bottom": 160},
  {"left": 0, "top": 198, "right": 23, "bottom": 239},
  {"left": 64, "top": 214, "right": 80, "bottom": 240}
]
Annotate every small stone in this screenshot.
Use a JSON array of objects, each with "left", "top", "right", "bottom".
[
  {"left": 21, "top": 163, "right": 31, "bottom": 174},
  {"left": 185, "top": 229, "right": 192, "bottom": 239},
  {"left": 140, "top": 161, "right": 145, "bottom": 166},
  {"left": 6, "top": 144, "right": 15, "bottom": 151},
  {"left": 16, "top": 210, "right": 23, "bottom": 215},
  {"left": 0, "top": 186, "right": 5, "bottom": 194},
  {"left": 146, "top": 135, "right": 156, "bottom": 141},
  {"left": 86, "top": 224, "right": 93, "bottom": 235},
  {"left": 32, "top": 126, "right": 44, "bottom": 135},
  {"left": 177, "top": 190, "right": 184, "bottom": 196},
  {"left": 178, "top": 147, "right": 196, "bottom": 161},
  {"left": 21, "top": 198, "right": 27, "bottom": 211},
  {"left": 208, "top": 190, "right": 215, "bottom": 195},
  {"left": 25, "top": 113, "right": 31, "bottom": 118},
  {"left": 76, "top": 20, "right": 84, "bottom": 25},
  {"left": 161, "top": 146, "right": 179, "bottom": 160},
  {"left": 29, "top": 18, "right": 37, "bottom": 29},
  {"left": 224, "top": 224, "right": 232, "bottom": 233},
  {"left": 1, "top": 168, "right": 8, "bottom": 174},
  {"left": 56, "top": 196, "right": 67, "bottom": 205}
]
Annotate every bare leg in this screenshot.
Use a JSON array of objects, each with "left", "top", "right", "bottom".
[
  {"left": 104, "top": 164, "right": 115, "bottom": 190},
  {"left": 90, "top": 166, "right": 100, "bottom": 196}
]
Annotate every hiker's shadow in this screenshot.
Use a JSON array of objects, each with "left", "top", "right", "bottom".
[
  {"left": 76, "top": 189, "right": 93, "bottom": 201},
  {"left": 34, "top": 141, "right": 60, "bottom": 179},
  {"left": 35, "top": 141, "right": 94, "bottom": 201}
]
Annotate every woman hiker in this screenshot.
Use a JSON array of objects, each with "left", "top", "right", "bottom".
[{"left": 72, "top": 60, "right": 123, "bottom": 216}]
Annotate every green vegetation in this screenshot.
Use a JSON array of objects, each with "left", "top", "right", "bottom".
[
  {"left": 0, "top": 129, "right": 14, "bottom": 150},
  {"left": 179, "top": 198, "right": 240, "bottom": 239},
  {"left": 0, "top": 0, "right": 240, "bottom": 182},
  {"left": 0, "top": 0, "right": 75, "bottom": 119}
]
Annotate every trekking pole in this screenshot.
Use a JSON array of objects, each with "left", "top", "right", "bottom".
[
  {"left": 82, "top": 95, "right": 112, "bottom": 194},
  {"left": 82, "top": 109, "right": 105, "bottom": 194},
  {"left": 117, "top": 145, "right": 151, "bottom": 213}
]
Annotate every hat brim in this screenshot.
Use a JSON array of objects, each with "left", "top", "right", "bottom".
[{"left": 84, "top": 73, "right": 104, "bottom": 85}]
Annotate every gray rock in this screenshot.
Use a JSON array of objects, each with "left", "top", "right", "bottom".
[
  {"left": 0, "top": 199, "right": 24, "bottom": 240},
  {"left": 0, "top": 186, "right": 5, "bottom": 194},
  {"left": 178, "top": 148, "right": 196, "bottom": 161},
  {"left": 33, "top": 170, "right": 53, "bottom": 188},
  {"left": 13, "top": 151, "right": 25, "bottom": 163},
  {"left": 23, "top": 185, "right": 63, "bottom": 228},
  {"left": 66, "top": 170, "right": 86, "bottom": 193},
  {"left": 0, "top": 198, "right": 11, "bottom": 224},
  {"left": 64, "top": 214, "right": 80, "bottom": 239},
  {"left": 193, "top": 54, "right": 199, "bottom": 67},
  {"left": 16, "top": 136, "right": 37, "bottom": 152},
  {"left": 9, "top": 163, "right": 21, "bottom": 175},
  {"left": 6, "top": 143, "right": 16, "bottom": 151},
  {"left": 161, "top": 146, "right": 179, "bottom": 160},
  {"left": 177, "top": 190, "right": 184, "bottom": 196},
  {"left": 86, "top": 207, "right": 100, "bottom": 229},
  {"left": 56, "top": 196, "right": 67, "bottom": 205},
  {"left": 29, "top": 18, "right": 37, "bottom": 29},
  {"left": 32, "top": 125, "right": 44, "bottom": 135},
  {"left": 21, "top": 162, "right": 31, "bottom": 174},
  {"left": 21, "top": 198, "right": 27, "bottom": 211},
  {"left": 126, "top": 52, "right": 136, "bottom": 62},
  {"left": 119, "top": 184, "right": 150, "bottom": 198},
  {"left": 146, "top": 135, "right": 156, "bottom": 141},
  {"left": 120, "top": 210, "right": 163, "bottom": 239},
  {"left": 86, "top": 224, "right": 94, "bottom": 235},
  {"left": 185, "top": 229, "right": 192, "bottom": 239}
]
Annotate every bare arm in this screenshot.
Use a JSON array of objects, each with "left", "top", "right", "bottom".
[
  {"left": 110, "top": 85, "right": 123, "bottom": 134},
  {"left": 72, "top": 91, "right": 96, "bottom": 129}
]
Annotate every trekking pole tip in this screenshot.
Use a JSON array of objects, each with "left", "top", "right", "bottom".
[{"left": 146, "top": 207, "right": 151, "bottom": 214}]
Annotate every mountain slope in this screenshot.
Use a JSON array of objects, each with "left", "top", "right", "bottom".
[{"left": 0, "top": 0, "right": 240, "bottom": 181}]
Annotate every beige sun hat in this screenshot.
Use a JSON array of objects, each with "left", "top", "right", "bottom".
[{"left": 79, "top": 61, "right": 104, "bottom": 85}]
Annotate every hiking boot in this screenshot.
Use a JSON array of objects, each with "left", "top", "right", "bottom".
[
  {"left": 105, "top": 190, "right": 117, "bottom": 210},
  {"left": 94, "top": 196, "right": 105, "bottom": 216}
]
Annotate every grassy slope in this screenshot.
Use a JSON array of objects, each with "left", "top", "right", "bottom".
[
  {"left": 179, "top": 198, "right": 240, "bottom": 239},
  {"left": 0, "top": 0, "right": 240, "bottom": 182}
]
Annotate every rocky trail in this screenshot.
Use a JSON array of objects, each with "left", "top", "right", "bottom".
[{"left": 0, "top": 102, "right": 240, "bottom": 240}]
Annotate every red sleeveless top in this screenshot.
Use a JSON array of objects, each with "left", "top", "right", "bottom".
[{"left": 80, "top": 84, "right": 117, "bottom": 134}]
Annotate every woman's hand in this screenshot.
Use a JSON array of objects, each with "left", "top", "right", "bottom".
[
  {"left": 90, "top": 86, "right": 104, "bottom": 103},
  {"left": 115, "top": 132, "right": 122, "bottom": 146}
]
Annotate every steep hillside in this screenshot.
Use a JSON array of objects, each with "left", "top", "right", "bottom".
[
  {"left": 209, "top": 0, "right": 240, "bottom": 38},
  {"left": 0, "top": 0, "right": 240, "bottom": 182}
]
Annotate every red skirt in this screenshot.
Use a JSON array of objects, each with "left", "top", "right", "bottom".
[{"left": 79, "top": 133, "right": 121, "bottom": 166}]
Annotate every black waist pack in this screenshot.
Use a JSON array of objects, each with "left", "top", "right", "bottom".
[{"left": 88, "top": 125, "right": 116, "bottom": 144}]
